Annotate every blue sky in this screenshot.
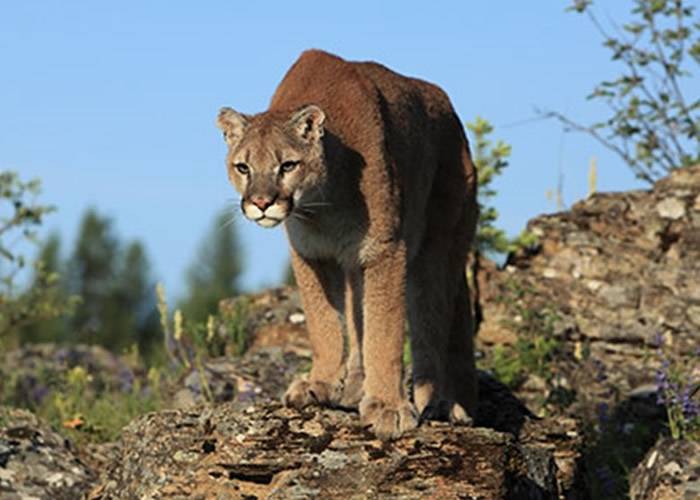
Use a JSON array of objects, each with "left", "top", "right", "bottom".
[{"left": 1, "top": 1, "right": 645, "bottom": 299}]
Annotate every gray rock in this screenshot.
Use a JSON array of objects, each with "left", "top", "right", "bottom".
[
  {"left": 656, "top": 197, "right": 686, "bottom": 219},
  {"left": 479, "top": 164, "right": 700, "bottom": 403},
  {"left": 0, "top": 407, "right": 95, "bottom": 499}
]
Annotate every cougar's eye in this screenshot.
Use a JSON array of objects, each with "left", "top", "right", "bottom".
[
  {"left": 234, "top": 163, "right": 250, "bottom": 175},
  {"left": 280, "top": 160, "right": 299, "bottom": 174}
]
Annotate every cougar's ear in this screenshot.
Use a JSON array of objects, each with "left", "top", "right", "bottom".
[
  {"left": 217, "top": 107, "right": 249, "bottom": 147},
  {"left": 289, "top": 104, "right": 325, "bottom": 143}
]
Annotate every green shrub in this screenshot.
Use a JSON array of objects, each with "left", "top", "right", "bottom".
[{"left": 0, "top": 172, "right": 77, "bottom": 342}]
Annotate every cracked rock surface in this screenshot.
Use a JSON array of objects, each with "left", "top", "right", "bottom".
[
  {"left": 89, "top": 397, "right": 580, "bottom": 499},
  {"left": 477, "top": 165, "right": 700, "bottom": 416},
  {"left": 0, "top": 407, "right": 95, "bottom": 499}
]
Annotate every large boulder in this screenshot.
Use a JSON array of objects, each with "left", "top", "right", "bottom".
[
  {"left": 89, "top": 395, "right": 581, "bottom": 499},
  {"left": 89, "top": 290, "right": 584, "bottom": 498}
]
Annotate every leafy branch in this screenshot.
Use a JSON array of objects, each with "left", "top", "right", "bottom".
[
  {"left": 0, "top": 172, "right": 77, "bottom": 337},
  {"left": 544, "top": 0, "right": 700, "bottom": 183}
]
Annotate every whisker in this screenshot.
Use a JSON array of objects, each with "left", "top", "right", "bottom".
[
  {"left": 219, "top": 213, "right": 240, "bottom": 230},
  {"left": 299, "top": 202, "right": 332, "bottom": 208},
  {"left": 292, "top": 211, "right": 310, "bottom": 220},
  {"left": 291, "top": 211, "right": 313, "bottom": 223}
]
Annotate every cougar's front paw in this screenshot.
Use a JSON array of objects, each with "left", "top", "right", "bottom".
[
  {"left": 359, "top": 396, "right": 418, "bottom": 440},
  {"left": 283, "top": 378, "right": 334, "bottom": 408}
]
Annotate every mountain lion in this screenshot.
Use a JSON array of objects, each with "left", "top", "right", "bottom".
[{"left": 217, "top": 50, "right": 478, "bottom": 439}]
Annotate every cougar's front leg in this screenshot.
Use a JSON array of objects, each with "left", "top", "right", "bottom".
[
  {"left": 359, "top": 243, "right": 418, "bottom": 439},
  {"left": 338, "top": 270, "right": 364, "bottom": 408},
  {"left": 283, "top": 248, "right": 345, "bottom": 408}
]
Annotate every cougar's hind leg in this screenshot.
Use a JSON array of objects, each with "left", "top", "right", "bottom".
[
  {"left": 406, "top": 214, "right": 456, "bottom": 421},
  {"left": 445, "top": 271, "right": 478, "bottom": 424}
]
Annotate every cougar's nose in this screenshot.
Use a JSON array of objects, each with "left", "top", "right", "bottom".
[{"left": 250, "top": 194, "right": 276, "bottom": 210}]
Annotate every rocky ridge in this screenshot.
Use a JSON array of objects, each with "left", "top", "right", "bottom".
[
  {"left": 2, "top": 166, "right": 699, "bottom": 498},
  {"left": 478, "top": 165, "right": 700, "bottom": 415}
]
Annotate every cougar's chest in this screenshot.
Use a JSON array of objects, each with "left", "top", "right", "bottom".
[{"left": 285, "top": 212, "right": 365, "bottom": 269}]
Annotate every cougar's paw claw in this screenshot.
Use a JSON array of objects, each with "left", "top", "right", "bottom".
[
  {"left": 418, "top": 400, "right": 451, "bottom": 424},
  {"left": 359, "top": 397, "right": 418, "bottom": 440},
  {"left": 418, "top": 400, "right": 473, "bottom": 426},
  {"left": 283, "top": 378, "right": 333, "bottom": 409},
  {"left": 449, "top": 402, "right": 473, "bottom": 426}
]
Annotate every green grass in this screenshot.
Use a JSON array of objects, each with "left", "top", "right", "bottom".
[
  {"left": 1, "top": 362, "right": 165, "bottom": 445},
  {"left": 488, "top": 335, "right": 559, "bottom": 389}
]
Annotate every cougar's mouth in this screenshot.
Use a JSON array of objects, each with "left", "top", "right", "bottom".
[
  {"left": 255, "top": 216, "right": 284, "bottom": 228},
  {"left": 241, "top": 197, "right": 293, "bottom": 228}
]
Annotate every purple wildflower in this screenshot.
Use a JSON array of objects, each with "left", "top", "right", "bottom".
[
  {"left": 655, "top": 358, "right": 672, "bottom": 405},
  {"left": 597, "top": 402, "right": 609, "bottom": 425},
  {"left": 654, "top": 337, "right": 700, "bottom": 438},
  {"left": 117, "top": 368, "right": 135, "bottom": 393},
  {"left": 681, "top": 386, "right": 699, "bottom": 419},
  {"left": 592, "top": 358, "right": 608, "bottom": 382},
  {"left": 29, "top": 383, "right": 49, "bottom": 406},
  {"left": 595, "top": 465, "right": 616, "bottom": 497}
]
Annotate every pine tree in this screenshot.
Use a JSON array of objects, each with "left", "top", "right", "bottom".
[
  {"left": 66, "top": 208, "right": 159, "bottom": 352},
  {"left": 466, "top": 116, "right": 537, "bottom": 258},
  {"left": 66, "top": 208, "right": 119, "bottom": 346},
  {"left": 113, "top": 241, "right": 160, "bottom": 356},
  {"left": 36, "top": 232, "right": 62, "bottom": 275},
  {"left": 180, "top": 209, "right": 243, "bottom": 323}
]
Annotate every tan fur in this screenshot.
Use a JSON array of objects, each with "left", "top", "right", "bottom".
[{"left": 217, "top": 50, "right": 478, "bottom": 439}]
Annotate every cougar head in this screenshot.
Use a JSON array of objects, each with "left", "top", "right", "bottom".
[{"left": 216, "top": 104, "right": 326, "bottom": 228}]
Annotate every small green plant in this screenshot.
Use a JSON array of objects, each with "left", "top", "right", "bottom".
[
  {"left": 155, "top": 283, "right": 249, "bottom": 402},
  {"left": 158, "top": 283, "right": 249, "bottom": 362},
  {"left": 489, "top": 334, "right": 560, "bottom": 389},
  {"left": 481, "top": 279, "right": 561, "bottom": 389},
  {"left": 219, "top": 297, "right": 250, "bottom": 357}
]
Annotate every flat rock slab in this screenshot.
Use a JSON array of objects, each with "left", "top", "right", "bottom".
[{"left": 90, "top": 400, "right": 579, "bottom": 499}]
